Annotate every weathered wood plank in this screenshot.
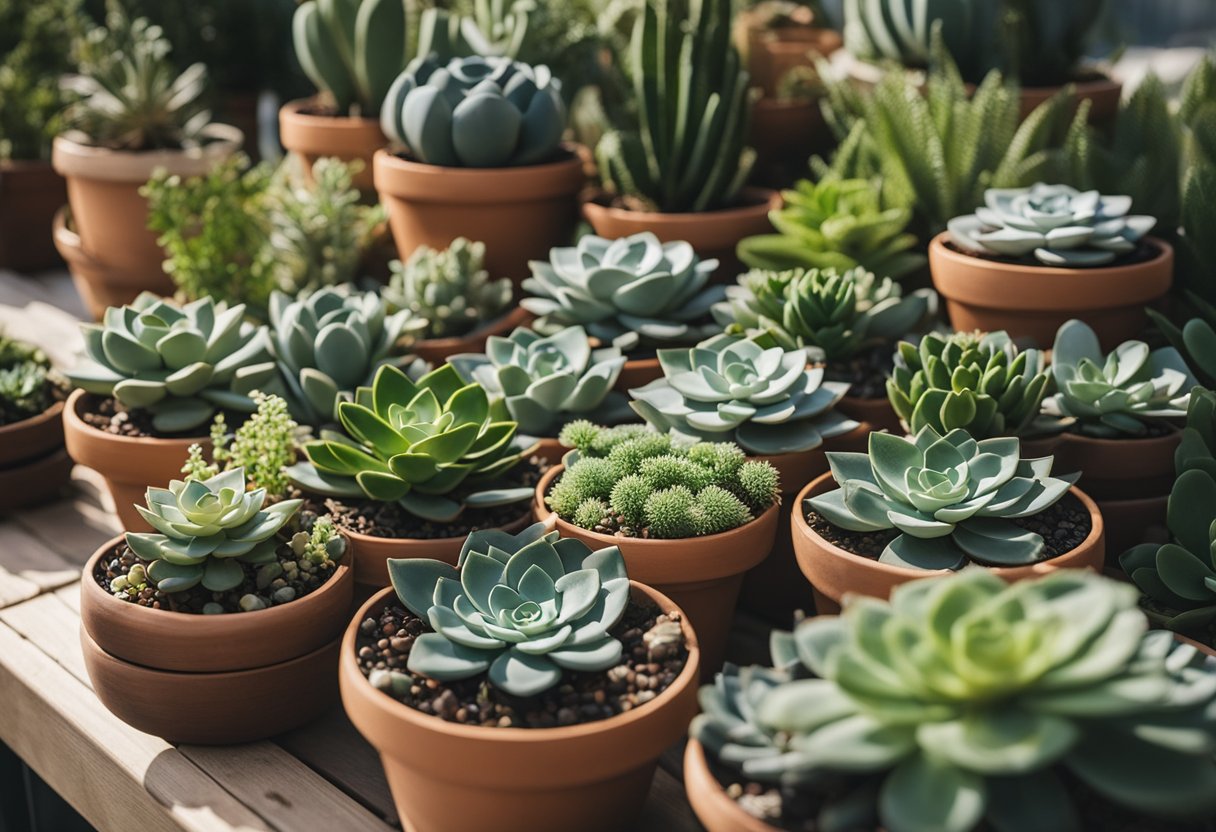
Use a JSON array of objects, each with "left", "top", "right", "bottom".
[
  {"left": 0, "top": 592, "right": 89, "bottom": 682},
  {"left": 0, "top": 520, "right": 81, "bottom": 592},
  {"left": 0, "top": 564, "right": 38, "bottom": 609},
  {"left": 638, "top": 766, "right": 701, "bottom": 831},
  {"left": 11, "top": 486, "right": 121, "bottom": 563}
]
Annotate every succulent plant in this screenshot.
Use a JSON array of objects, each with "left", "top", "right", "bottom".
[
  {"left": 630, "top": 335, "right": 857, "bottom": 456},
  {"left": 712, "top": 267, "right": 935, "bottom": 363},
  {"left": 286, "top": 363, "right": 535, "bottom": 522},
  {"left": 522, "top": 233, "right": 724, "bottom": 352},
  {"left": 0, "top": 333, "right": 60, "bottom": 426},
  {"left": 66, "top": 293, "right": 272, "bottom": 434},
  {"left": 736, "top": 178, "right": 924, "bottom": 279},
  {"left": 292, "top": 0, "right": 407, "bottom": 116},
  {"left": 1149, "top": 292, "right": 1216, "bottom": 390},
  {"left": 1043, "top": 319, "right": 1195, "bottom": 439},
  {"left": 0, "top": 0, "right": 82, "bottom": 161},
  {"left": 386, "top": 522, "right": 631, "bottom": 696},
  {"left": 416, "top": 1, "right": 530, "bottom": 61},
  {"left": 380, "top": 54, "right": 565, "bottom": 168},
  {"left": 886, "top": 330, "right": 1050, "bottom": 440},
  {"left": 383, "top": 238, "right": 513, "bottom": 341},
  {"left": 1178, "top": 386, "right": 1216, "bottom": 479},
  {"left": 123, "top": 467, "right": 302, "bottom": 593}
]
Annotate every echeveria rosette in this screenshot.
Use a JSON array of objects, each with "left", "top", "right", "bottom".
[
  {"left": 809, "top": 426, "right": 1076, "bottom": 569},
  {"left": 522, "top": 233, "right": 724, "bottom": 352},
  {"left": 629, "top": 335, "right": 858, "bottom": 456},
  {"left": 948, "top": 184, "right": 1157, "bottom": 267},
  {"left": 450, "top": 326, "right": 632, "bottom": 438},
  {"left": 125, "top": 467, "right": 302, "bottom": 594},
  {"left": 387, "top": 522, "right": 631, "bottom": 697}
]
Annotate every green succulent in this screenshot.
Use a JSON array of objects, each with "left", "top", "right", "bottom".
[
  {"left": 0, "top": 334, "right": 58, "bottom": 425},
  {"left": 416, "top": 1, "right": 530, "bottom": 61},
  {"left": 386, "top": 522, "right": 630, "bottom": 697},
  {"left": 522, "top": 232, "right": 724, "bottom": 352},
  {"left": 1043, "top": 319, "right": 1195, "bottom": 439},
  {"left": 630, "top": 335, "right": 857, "bottom": 456},
  {"left": 712, "top": 267, "right": 935, "bottom": 363},
  {"left": 67, "top": 293, "right": 272, "bottom": 434},
  {"left": 292, "top": 0, "right": 407, "bottom": 116},
  {"left": 384, "top": 238, "right": 513, "bottom": 341},
  {"left": 1178, "top": 386, "right": 1216, "bottom": 479},
  {"left": 886, "top": 330, "right": 1050, "bottom": 440},
  {"left": 1148, "top": 287, "right": 1216, "bottom": 393},
  {"left": 286, "top": 363, "right": 534, "bottom": 522}
]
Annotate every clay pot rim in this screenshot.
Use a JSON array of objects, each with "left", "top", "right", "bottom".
[
  {"left": 580, "top": 186, "right": 782, "bottom": 227},
  {"left": 409, "top": 306, "right": 531, "bottom": 355},
  {"left": 0, "top": 399, "right": 64, "bottom": 439},
  {"left": 279, "top": 97, "right": 382, "bottom": 130},
  {"left": 1058, "top": 424, "right": 1182, "bottom": 452},
  {"left": 64, "top": 388, "right": 206, "bottom": 451},
  {"left": 340, "top": 580, "right": 701, "bottom": 741},
  {"left": 373, "top": 144, "right": 587, "bottom": 200},
  {"left": 51, "top": 123, "right": 244, "bottom": 183},
  {"left": 683, "top": 737, "right": 777, "bottom": 832}
]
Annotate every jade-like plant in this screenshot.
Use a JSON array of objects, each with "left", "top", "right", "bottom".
[
  {"left": 522, "top": 233, "right": 724, "bottom": 351},
  {"left": 386, "top": 522, "right": 630, "bottom": 697},
  {"left": 67, "top": 293, "right": 272, "bottom": 433},
  {"left": 629, "top": 335, "right": 857, "bottom": 455},
  {"left": 1178, "top": 386, "right": 1216, "bottom": 479},
  {"left": 380, "top": 54, "right": 565, "bottom": 167},
  {"left": 0, "top": 333, "right": 61, "bottom": 425},
  {"left": 292, "top": 0, "right": 407, "bottom": 117},
  {"left": 287, "top": 363, "right": 535, "bottom": 521},
  {"left": 383, "top": 238, "right": 513, "bottom": 341},
  {"left": 886, "top": 330, "right": 1050, "bottom": 440},
  {"left": 1043, "top": 319, "right": 1195, "bottom": 438},
  {"left": 450, "top": 326, "right": 631, "bottom": 437},
  {"left": 809, "top": 425, "right": 1075, "bottom": 568}
]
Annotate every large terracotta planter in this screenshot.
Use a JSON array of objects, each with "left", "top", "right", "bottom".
[
  {"left": 279, "top": 99, "right": 385, "bottom": 193},
  {"left": 0, "top": 159, "right": 66, "bottom": 272},
  {"left": 61, "top": 389, "right": 209, "bottom": 531},
  {"left": 684, "top": 738, "right": 775, "bottom": 832},
  {"left": 0, "top": 401, "right": 72, "bottom": 509},
  {"left": 52, "top": 208, "right": 153, "bottom": 320},
  {"left": 340, "top": 581, "right": 700, "bottom": 832},
  {"left": 929, "top": 232, "right": 1174, "bottom": 351},
  {"left": 80, "top": 536, "right": 354, "bottom": 744},
  {"left": 375, "top": 146, "right": 586, "bottom": 285},
  {"left": 408, "top": 307, "right": 532, "bottom": 365},
  {"left": 792, "top": 472, "right": 1106, "bottom": 612}
]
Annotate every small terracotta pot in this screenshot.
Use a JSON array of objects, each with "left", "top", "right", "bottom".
[
  {"left": 279, "top": 99, "right": 386, "bottom": 193},
  {"left": 528, "top": 437, "right": 567, "bottom": 466},
  {"left": 837, "top": 394, "right": 901, "bottom": 434},
  {"left": 748, "top": 98, "right": 835, "bottom": 190},
  {"left": 581, "top": 187, "right": 782, "bottom": 284},
  {"left": 929, "top": 232, "right": 1174, "bottom": 351},
  {"left": 684, "top": 738, "right": 775, "bottom": 832},
  {"left": 408, "top": 307, "right": 533, "bottom": 365},
  {"left": 375, "top": 146, "right": 586, "bottom": 285},
  {"left": 0, "top": 159, "right": 66, "bottom": 272},
  {"left": 746, "top": 28, "right": 843, "bottom": 98},
  {"left": 0, "top": 401, "right": 71, "bottom": 510},
  {"left": 791, "top": 472, "right": 1106, "bottom": 611},
  {"left": 615, "top": 357, "right": 662, "bottom": 394},
  {"left": 62, "top": 389, "right": 209, "bottom": 531},
  {"left": 340, "top": 582, "right": 700, "bottom": 832},
  {"left": 0, "top": 400, "right": 65, "bottom": 468},
  {"left": 80, "top": 536, "right": 353, "bottom": 744},
  {"left": 1018, "top": 76, "right": 1123, "bottom": 124},
  {"left": 53, "top": 208, "right": 160, "bottom": 320}
]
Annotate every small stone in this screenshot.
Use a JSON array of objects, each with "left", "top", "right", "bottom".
[
  {"left": 239, "top": 594, "right": 267, "bottom": 612},
  {"left": 256, "top": 563, "right": 284, "bottom": 589},
  {"left": 272, "top": 586, "right": 296, "bottom": 604},
  {"left": 369, "top": 669, "right": 392, "bottom": 691},
  {"left": 202, "top": 602, "right": 224, "bottom": 615},
  {"left": 390, "top": 636, "right": 413, "bottom": 652}
]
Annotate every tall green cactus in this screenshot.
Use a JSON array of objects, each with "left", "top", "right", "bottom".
[{"left": 292, "top": 0, "right": 408, "bottom": 116}]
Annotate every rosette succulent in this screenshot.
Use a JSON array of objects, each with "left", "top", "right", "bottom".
[
  {"left": 886, "top": 330, "right": 1050, "bottom": 440},
  {"left": 809, "top": 426, "right": 1076, "bottom": 569},
  {"left": 450, "top": 326, "right": 631, "bottom": 437},
  {"left": 522, "top": 233, "right": 724, "bottom": 351},
  {"left": 387, "top": 522, "right": 631, "bottom": 696},
  {"left": 66, "top": 293, "right": 272, "bottom": 433},
  {"left": 380, "top": 54, "right": 565, "bottom": 168},
  {"left": 383, "top": 238, "right": 513, "bottom": 341},
  {"left": 629, "top": 335, "right": 858, "bottom": 455},
  {"left": 287, "top": 363, "right": 535, "bottom": 521},
  {"left": 947, "top": 184, "right": 1157, "bottom": 267}
]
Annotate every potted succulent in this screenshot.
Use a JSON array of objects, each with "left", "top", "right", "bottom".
[
  {"left": 286, "top": 363, "right": 539, "bottom": 588},
  {"left": 0, "top": 333, "right": 71, "bottom": 508},
  {"left": 793, "top": 424, "right": 1104, "bottom": 611},
  {"left": 686, "top": 569, "right": 1216, "bottom": 832},
  {"left": 340, "top": 522, "right": 700, "bottom": 832},
  {"left": 283, "top": 0, "right": 408, "bottom": 193},
  {"left": 533, "top": 423, "right": 781, "bottom": 673},
  {"left": 52, "top": 7, "right": 242, "bottom": 316},
  {"left": 62, "top": 293, "right": 271, "bottom": 530},
  {"left": 713, "top": 266, "right": 936, "bottom": 431},
  {"left": 522, "top": 232, "right": 725, "bottom": 391},
  {"left": 935, "top": 184, "right": 1172, "bottom": 349},
  {"left": 79, "top": 394, "right": 354, "bottom": 745},
  {"left": 376, "top": 54, "right": 584, "bottom": 282}
]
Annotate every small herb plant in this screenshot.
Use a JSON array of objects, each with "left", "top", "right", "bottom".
[
  {"left": 183, "top": 391, "right": 300, "bottom": 500},
  {"left": 0, "top": 0, "right": 82, "bottom": 160},
  {"left": 383, "top": 238, "right": 513, "bottom": 341},
  {"left": 0, "top": 333, "right": 62, "bottom": 425}
]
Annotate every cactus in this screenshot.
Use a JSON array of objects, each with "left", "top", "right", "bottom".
[{"left": 292, "top": 0, "right": 409, "bottom": 116}]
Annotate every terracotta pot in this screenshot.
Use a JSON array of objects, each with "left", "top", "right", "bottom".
[
  {"left": 0, "top": 159, "right": 66, "bottom": 272},
  {"left": 1018, "top": 76, "right": 1123, "bottom": 124},
  {"left": 0, "top": 401, "right": 71, "bottom": 510},
  {"left": 791, "top": 472, "right": 1106, "bottom": 611},
  {"left": 52, "top": 208, "right": 153, "bottom": 320},
  {"left": 1179, "top": 634, "right": 1216, "bottom": 659},
  {"left": 408, "top": 307, "right": 532, "bottom": 365},
  {"left": 62, "top": 389, "right": 209, "bottom": 531},
  {"left": 279, "top": 99, "right": 385, "bottom": 193},
  {"left": 375, "top": 146, "right": 586, "bottom": 285},
  {"left": 747, "top": 28, "right": 843, "bottom": 98},
  {"left": 340, "top": 582, "right": 700, "bottom": 832},
  {"left": 837, "top": 394, "right": 900, "bottom": 434},
  {"left": 535, "top": 465, "right": 778, "bottom": 675},
  {"left": 581, "top": 187, "right": 782, "bottom": 284},
  {"left": 0, "top": 400, "right": 64, "bottom": 467},
  {"left": 684, "top": 738, "right": 776, "bottom": 832},
  {"left": 748, "top": 97, "right": 835, "bottom": 190},
  {"left": 79, "top": 536, "right": 353, "bottom": 744},
  {"left": 528, "top": 437, "right": 567, "bottom": 466},
  {"left": 615, "top": 356, "right": 662, "bottom": 394},
  {"left": 929, "top": 232, "right": 1174, "bottom": 351}
]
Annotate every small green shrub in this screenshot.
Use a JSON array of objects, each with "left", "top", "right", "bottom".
[
  {"left": 0, "top": 333, "right": 60, "bottom": 425},
  {"left": 182, "top": 391, "right": 298, "bottom": 499}
]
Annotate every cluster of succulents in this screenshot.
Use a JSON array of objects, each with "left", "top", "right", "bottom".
[
  {"left": 383, "top": 238, "right": 513, "bottom": 341},
  {"left": 0, "top": 333, "right": 59, "bottom": 425},
  {"left": 522, "top": 233, "right": 724, "bottom": 351},
  {"left": 548, "top": 423, "right": 780, "bottom": 538},
  {"left": 292, "top": 0, "right": 407, "bottom": 116}
]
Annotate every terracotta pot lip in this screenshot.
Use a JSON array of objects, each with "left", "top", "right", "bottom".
[
  {"left": 279, "top": 98, "right": 381, "bottom": 129},
  {"left": 753, "top": 97, "right": 818, "bottom": 113},
  {"left": 0, "top": 400, "right": 64, "bottom": 438},
  {"left": 1058, "top": 424, "right": 1182, "bottom": 450},
  {"left": 64, "top": 389, "right": 205, "bottom": 450},
  {"left": 580, "top": 186, "right": 781, "bottom": 225},
  {"left": 410, "top": 306, "right": 530, "bottom": 354},
  {"left": 374, "top": 143, "right": 586, "bottom": 182},
  {"left": 929, "top": 232, "right": 1174, "bottom": 279},
  {"left": 684, "top": 738, "right": 776, "bottom": 832},
  {"left": 51, "top": 123, "right": 244, "bottom": 182},
  {"left": 341, "top": 580, "right": 700, "bottom": 741}
]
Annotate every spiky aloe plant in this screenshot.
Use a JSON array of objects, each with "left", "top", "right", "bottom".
[{"left": 292, "top": 0, "right": 408, "bottom": 116}]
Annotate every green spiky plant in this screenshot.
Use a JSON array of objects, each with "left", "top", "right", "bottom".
[
  {"left": 0, "top": 0, "right": 82, "bottom": 161},
  {"left": 0, "top": 333, "right": 63, "bottom": 425},
  {"left": 383, "top": 238, "right": 513, "bottom": 341},
  {"left": 416, "top": 0, "right": 530, "bottom": 61},
  {"left": 292, "top": 0, "right": 408, "bottom": 117}
]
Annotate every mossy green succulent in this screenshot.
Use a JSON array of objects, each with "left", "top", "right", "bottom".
[{"left": 384, "top": 238, "right": 513, "bottom": 341}]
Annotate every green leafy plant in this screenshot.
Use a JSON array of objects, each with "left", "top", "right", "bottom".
[
  {"left": 0, "top": 0, "right": 82, "bottom": 160},
  {"left": 0, "top": 334, "right": 61, "bottom": 425},
  {"left": 1177, "top": 386, "right": 1216, "bottom": 478},
  {"left": 292, "top": 0, "right": 407, "bottom": 116},
  {"left": 188, "top": 391, "right": 298, "bottom": 499},
  {"left": 384, "top": 238, "right": 513, "bottom": 341}
]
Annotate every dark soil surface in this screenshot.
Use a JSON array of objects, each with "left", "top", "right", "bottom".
[
  {"left": 822, "top": 346, "right": 893, "bottom": 400},
  {"left": 356, "top": 598, "right": 689, "bottom": 729},
  {"left": 943, "top": 238, "right": 1162, "bottom": 270},
  {"left": 78, "top": 393, "right": 244, "bottom": 440}
]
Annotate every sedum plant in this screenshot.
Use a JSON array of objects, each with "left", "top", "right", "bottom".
[
  {"left": 67, "top": 293, "right": 272, "bottom": 434},
  {"left": 0, "top": 334, "right": 60, "bottom": 425},
  {"left": 522, "top": 233, "right": 723, "bottom": 352},
  {"left": 886, "top": 330, "right": 1050, "bottom": 440},
  {"left": 384, "top": 238, "right": 513, "bottom": 341},
  {"left": 387, "top": 522, "right": 630, "bottom": 697},
  {"left": 292, "top": 0, "right": 407, "bottom": 117},
  {"left": 809, "top": 425, "right": 1075, "bottom": 569},
  {"left": 380, "top": 54, "right": 566, "bottom": 168},
  {"left": 188, "top": 391, "right": 299, "bottom": 500},
  {"left": 630, "top": 335, "right": 857, "bottom": 455}
]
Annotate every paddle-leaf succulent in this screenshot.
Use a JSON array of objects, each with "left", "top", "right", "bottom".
[{"left": 292, "top": 0, "right": 408, "bottom": 116}]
